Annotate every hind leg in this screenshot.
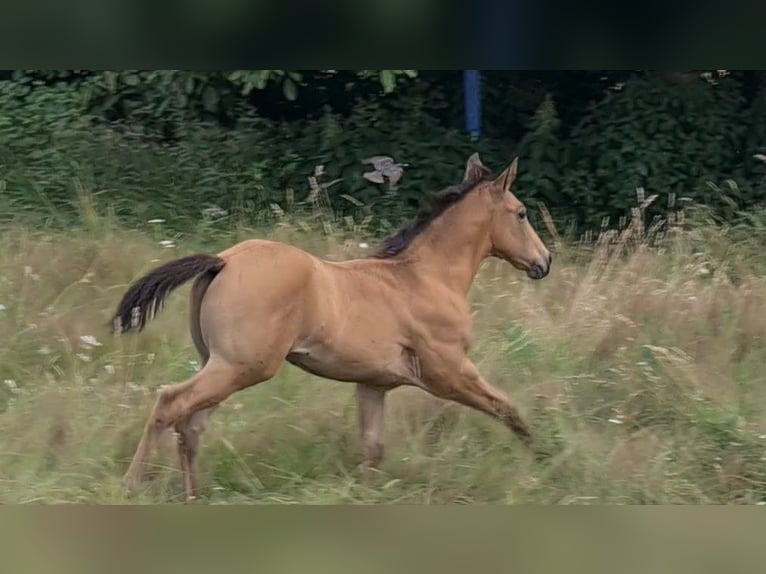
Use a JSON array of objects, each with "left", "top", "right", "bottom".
[
  {"left": 174, "top": 406, "right": 218, "bottom": 503},
  {"left": 174, "top": 348, "right": 216, "bottom": 504},
  {"left": 356, "top": 384, "right": 388, "bottom": 479},
  {"left": 123, "top": 358, "right": 273, "bottom": 496},
  {"left": 175, "top": 285, "right": 216, "bottom": 503}
]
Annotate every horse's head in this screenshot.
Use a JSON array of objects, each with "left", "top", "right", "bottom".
[{"left": 464, "top": 154, "right": 552, "bottom": 280}]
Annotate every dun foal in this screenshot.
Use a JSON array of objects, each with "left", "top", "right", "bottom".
[{"left": 112, "top": 154, "right": 552, "bottom": 502}]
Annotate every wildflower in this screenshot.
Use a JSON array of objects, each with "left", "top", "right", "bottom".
[
  {"left": 79, "top": 334, "right": 102, "bottom": 348},
  {"left": 23, "top": 266, "right": 40, "bottom": 281},
  {"left": 202, "top": 206, "right": 227, "bottom": 218}
]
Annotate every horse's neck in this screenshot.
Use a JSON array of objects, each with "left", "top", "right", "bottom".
[{"left": 406, "top": 217, "right": 491, "bottom": 296}]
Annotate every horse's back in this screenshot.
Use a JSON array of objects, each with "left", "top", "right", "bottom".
[
  {"left": 217, "top": 238, "right": 311, "bottom": 262},
  {"left": 212, "top": 239, "right": 412, "bottom": 329}
]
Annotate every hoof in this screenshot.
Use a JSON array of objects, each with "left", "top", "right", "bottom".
[
  {"left": 531, "top": 442, "right": 555, "bottom": 463},
  {"left": 357, "top": 462, "right": 382, "bottom": 483},
  {"left": 121, "top": 474, "right": 142, "bottom": 497},
  {"left": 534, "top": 449, "right": 551, "bottom": 463}
]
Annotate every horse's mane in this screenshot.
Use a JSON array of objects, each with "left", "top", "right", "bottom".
[{"left": 369, "top": 175, "right": 490, "bottom": 259}]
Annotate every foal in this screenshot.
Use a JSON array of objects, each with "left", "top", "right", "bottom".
[{"left": 112, "top": 154, "right": 552, "bottom": 502}]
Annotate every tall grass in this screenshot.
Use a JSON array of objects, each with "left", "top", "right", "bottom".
[{"left": 1, "top": 192, "right": 766, "bottom": 504}]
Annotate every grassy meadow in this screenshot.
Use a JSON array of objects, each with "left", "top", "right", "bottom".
[{"left": 2, "top": 198, "right": 766, "bottom": 505}]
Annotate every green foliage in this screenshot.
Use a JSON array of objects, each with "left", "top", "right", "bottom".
[
  {"left": 357, "top": 70, "right": 418, "bottom": 93},
  {"left": 0, "top": 79, "right": 94, "bottom": 220},
  {"left": 2, "top": 70, "right": 766, "bottom": 235},
  {"left": 561, "top": 73, "right": 750, "bottom": 227},
  {"left": 226, "top": 70, "right": 304, "bottom": 99},
  {"left": 254, "top": 94, "right": 511, "bottom": 228},
  {"left": 0, "top": 72, "right": 504, "bottom": 232},
  {"left": 515, "top": 94, "right": 564, "bottom": 213}
]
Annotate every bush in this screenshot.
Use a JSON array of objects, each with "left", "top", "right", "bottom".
[
  {"left": 0, "top": 76, "right": 513, "bottom": 233},
  {"left": 561, "top": 73, "right": 750, "bottom": 228},
  {"left": 3, "top": 70, "right": 766, "bottom": 236}
]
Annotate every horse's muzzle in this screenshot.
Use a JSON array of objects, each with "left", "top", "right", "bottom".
[{"left": 528, "top": 253, "right": 552, "bottom": 280}]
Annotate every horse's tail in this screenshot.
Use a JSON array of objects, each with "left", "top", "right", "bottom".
[{"left": 110, "top": 254, "right": 225, "bottom": 334}]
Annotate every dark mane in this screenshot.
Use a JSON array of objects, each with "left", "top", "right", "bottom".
[{"left": 369, "top": 176, "right": 489, "bottom": 259}]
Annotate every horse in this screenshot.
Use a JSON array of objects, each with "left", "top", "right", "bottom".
[{"left": 111, "top": 153, "right": 552, "bottom": 502}]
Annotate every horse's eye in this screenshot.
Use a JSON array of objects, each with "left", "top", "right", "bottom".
[{"left": 518, "top": 211, "right": 527, "bottom": 221}]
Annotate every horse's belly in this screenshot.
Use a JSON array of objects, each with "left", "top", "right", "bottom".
[{"left": 286, "top": 341, "right": 420, "bottom": 387}]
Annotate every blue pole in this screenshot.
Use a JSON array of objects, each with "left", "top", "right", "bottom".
[{"left": 463, "top": 70, "right": 481, "bottom": 140}]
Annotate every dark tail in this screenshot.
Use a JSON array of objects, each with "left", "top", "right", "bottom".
[{"left": 110, "top": 254, "right": 225, "bottom": 334}]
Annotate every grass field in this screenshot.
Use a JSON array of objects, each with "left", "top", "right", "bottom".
[{"left": 2, "top": 202, "right": 766, "bottom": 504}]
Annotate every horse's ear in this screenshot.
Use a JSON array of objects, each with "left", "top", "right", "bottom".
[
  {"left": 493, "top": 157, "right": 519, "bottom": 192},
  {"left": 463, "top": 152, "right": 490, "bottom": 184}
]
